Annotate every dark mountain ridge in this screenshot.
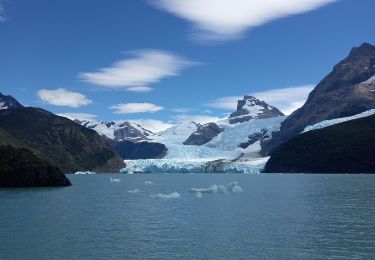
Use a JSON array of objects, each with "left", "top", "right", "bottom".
[
  {"left": 0, "top": 107, "right": 124, "bottom": 173},
  {"left": 262, "top": 42, "right": 375, "bottom": 155}
]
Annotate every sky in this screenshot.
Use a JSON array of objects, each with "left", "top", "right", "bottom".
[{"left": 0, "top": 0, "right": 374, "bottom": 131}]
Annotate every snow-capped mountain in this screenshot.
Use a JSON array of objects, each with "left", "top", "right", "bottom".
[
  {"left": 228, "top": 95, "right": 284, "bottom": 124},
  {"left": 0, "top": 93, "right": 24, "bottom": 110},
  {"left": 74, "top": 119, "right": 155, "bottom": 142}
]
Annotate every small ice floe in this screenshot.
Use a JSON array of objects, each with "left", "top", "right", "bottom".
[
  {"left": 127, "top": 189, "right": 141, "bottom": 193},
  {"left": 110, "top": 177, "right": 121, "bottom": 183},
  {"left": 196, "top": 191, "right": 203, "bottom": 199},
  {"left": 189, "top": 184, "right": 227, "bottom": 194},
  {"left": 227, "top": 181, "right": 243, "bottom": 193},
  {"left": 150, "top": 192, "right": 181, "bottom": 199},
  {"left": 74, "top": 171, "right": 95, "bottom": 175},
  {"left": 144, "top": 181, "right": 153, "bottom": 185}
]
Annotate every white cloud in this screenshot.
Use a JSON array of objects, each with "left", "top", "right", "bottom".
[
  {"left": 38, "top": 88, "right": 92, "bottom": 108},
  {"left": 208, "top": 85, "right": 315, "bottom": 115},
  {"left": 153, "top": 0, "right": 336, "bottom": 42},
  {"left": 126, "top": 86, "right": 153, "bottom": 93},
  {"left": 80, "top": 50, "right": 198, "bottom": 90},
  {"left": 110, "top": 102, "right": 164, "bottom": 114},
  {"left": 57, "top": 113, "right": 97, "bottom": 121},
  {"left": 129, "top": 119, "right": 174, "bottom": 132},
  {"left": 171, "top": 108, "right": 192, "bottom": 113},
  {"left": 174, "top": 114, "right": 225, "bottom": 124}
]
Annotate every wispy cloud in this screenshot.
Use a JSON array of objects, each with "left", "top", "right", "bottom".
[
  {"left": 110, "top": 102, "right": 164, "bottom": 114},
  {"left": 38, "top": 88, "right": 92, "bottom": 108},
  {"left": 153, "top": 0, "right": 336, "bottom": 42},
  {"left": 58, "top": 113, "right": 97, "bottom": 121},
  {"left": 80, "top": 50, "right": 199, "bottom": 91},
  {"left": 208, "top": 85, "right": 315, "bottom": 115}
]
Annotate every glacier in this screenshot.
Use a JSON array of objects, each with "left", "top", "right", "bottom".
[
  {"left": 122, "top": 157, "right": 269, "bottom": 174},
  {"left": 303, "top": 109, "right": 375, "bottom": 133}
]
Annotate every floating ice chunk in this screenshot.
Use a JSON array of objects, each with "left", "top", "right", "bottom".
[
  {"left": 110, "top": 177, "right": 121, "bottom": 182},
  {"left": 189, "top": 184, "right": 227, "bottom": 194},
  {"left": 151, "top": 192, "right": 181, "bottom": 199},
  {"left": 231, "top": 185, "right": 243, "bottom": 193},
  {"left": 127, "top": 189, "right": 141, "bottom": 193},
  {"left": 196, "top": 192, "right": 203, "bottom": 199},
  {"left": 144, "top": 181, "right": 153, "bottom": 185},
  {"left": 228, "top": 181, "right": 243, "bottom": 193},
  {"left": 74, "top": 171, "right": 95, "bottom": 175}
]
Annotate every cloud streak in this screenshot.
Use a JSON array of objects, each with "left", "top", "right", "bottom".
[
  {"left": 0, "top": 1, "right": 5, "bottom": 22},
  {"left": 110, "top": 102, "right": 164, "bottom": 114},
  {"left": 153, "top": 0, "right": 336, "bottom": 42},
  {"left": 38, "top": 88, "right": 92, "bottom": 108},
  {"left": 208, "top": 85, "right": 315, "bottom": 115},
  {"left": 80, "top": 50, "right": 198, "bottom": 91},
  {"left": 58, "top": 113, "right": 97, "bottom": 121}
]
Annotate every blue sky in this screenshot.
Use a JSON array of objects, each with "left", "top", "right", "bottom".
[{"left": 0, "top": 0, "right": 374, "bottom": 131}]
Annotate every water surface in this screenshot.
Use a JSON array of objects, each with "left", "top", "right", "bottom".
[{"left": 1, "top": 174, "right": 375, "bottom": 259}]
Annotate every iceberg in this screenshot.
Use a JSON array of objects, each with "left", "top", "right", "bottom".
[{"left": 150, "top": 192, "right": 181, "bottom": 199}]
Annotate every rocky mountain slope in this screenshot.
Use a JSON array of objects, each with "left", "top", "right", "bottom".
[
  {"left": 183, "top": 123, "right": 224, "bottom": 145},
  {"left": 0, "top": 145, "right": 71, "bottom": 187},
  {"left": 263, "top": 113, "right": 375, "bottom": 173},
  {"left": 262, "top": 42, "right": 375, "bottom": 155},
  {"left": 0, "top": 107, "right": 124, "bottom": 173},
  {"left": 229, "top": 95, "right": 284, "bottom": 124}
]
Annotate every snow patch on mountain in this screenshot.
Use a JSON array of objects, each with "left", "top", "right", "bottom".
[{"left": 303, "top": 109, "right": 375, "bottom": 133}]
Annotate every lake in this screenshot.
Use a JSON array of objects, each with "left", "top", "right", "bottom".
[{"left": 1, "top": 174, "right": 375, "bottom": 259}]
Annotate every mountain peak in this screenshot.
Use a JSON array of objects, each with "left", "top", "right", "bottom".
[
  {"left": 348, "top": 42, "right": 375, "bottom": 58},
  {"left": 0, "top": 93, "right": 24, "bottom": 110},
  {"left": 229, "top": 95, "right": 284, "bottom": 124}
]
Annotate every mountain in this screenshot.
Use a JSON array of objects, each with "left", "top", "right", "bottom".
[
  {"left": 263, "top": 113, "right": 375, "bottom": 173},
  {"left": 0, "top": 145, "right": 71, "bottom": 187},
  {"left": 74, "top": 119, "right": 155, "bottom": 142},
  {"left": 0, "top": 107, "right": 124, "bottom": 173},
  {"left": 262, "top": 42, "right": 375, "bottom": 155},
  {"left": 0, "top": 93, "right": 24, "bottom": 110},
  {"left": 229, "top": 95, "right": 284, "bottom": 124},
  {"left": 183, "top": 123, "right": 224, "bottom": 145}
]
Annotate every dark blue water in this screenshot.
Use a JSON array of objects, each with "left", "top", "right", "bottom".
[{"left": 1, "top": 174, "right": 375, "bottom": 259}]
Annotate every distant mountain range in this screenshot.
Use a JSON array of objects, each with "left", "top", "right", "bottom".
[{"left": 1, "top": 42, "right": 375, "bottom": 183}]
